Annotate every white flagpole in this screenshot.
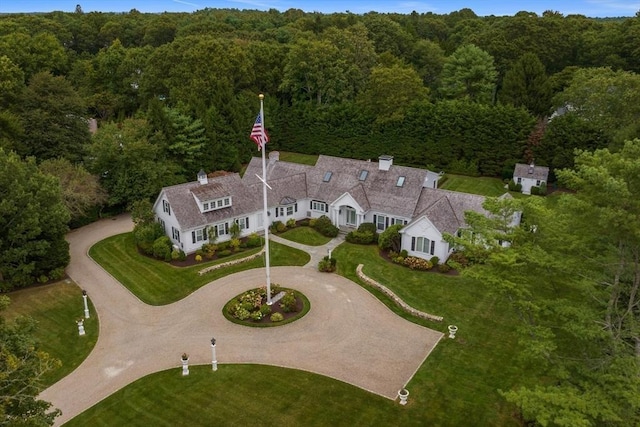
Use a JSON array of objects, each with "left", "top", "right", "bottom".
[{"left": 259, "top": 94, "right": 272, "bottom": 305}]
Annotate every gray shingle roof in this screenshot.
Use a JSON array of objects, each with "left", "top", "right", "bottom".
[
  {"left": 413, "top": 188, "right": 488, "bottom": 234},
  {"left": 514, "top": 163, "right": 549, "bottom": 181},
  {"left": 162, "top": 174, "right": 261, "bottom": 231},
  {"left": 246, "top": 154, "right": 429, "bottom": 218},
  {"left": 161, "top": 152, "right": 496, "bottom": 235}
]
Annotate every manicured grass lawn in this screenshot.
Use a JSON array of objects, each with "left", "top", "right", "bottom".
[
  {"left": 439, "top": 173, "right": 511, "bottom": 197},
  {"left": 332, "top": 242, "right": 535, "bottom": 425},
  {"left": 2, "top": 280, "right": 98, "bottom": 386},
  {"left": 277, "top": 226, "right": 333, "bottom": 246},
  {"left": 69, "top": 241, "right": 547, "bottom": 426},
  {"left": 277, "top": 151, "right": 318, "bottom": 165},
  {"left": 89, "top": 233, "right": 310, "bottom": 305},
  {"left": 65, "top": 365, "right": 405, "bottom": 427}
]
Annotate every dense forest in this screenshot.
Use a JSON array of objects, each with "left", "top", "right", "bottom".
[
  {"left": 1, "top": 7, "right": 639, "bottom": 426},
  {"left": 1, "top": 7, "right": 640, "bottom": 282}
]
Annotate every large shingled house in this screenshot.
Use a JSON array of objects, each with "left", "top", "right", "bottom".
[{"left": 153, "top": 152, "right": 515, "bottom": 262}]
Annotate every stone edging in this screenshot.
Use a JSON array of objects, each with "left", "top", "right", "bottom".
[
  {"left": 198, "top": 248, "right": 265, "bottom": 276},
  {"left": 356, "top": 264, "right": 443, "bottom": 322}
]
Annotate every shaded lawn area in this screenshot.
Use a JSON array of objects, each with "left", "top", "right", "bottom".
[
  {"left": 439, "top": 173, "right": 511, "bottom": 197},
  {"left": 89, "top": 233, "right": 309, "bottom": 305},
  {"left": 2, "top": 280, "right": 98, "bottom": 386},
  {"left": 277, "top": 226, "right": 333, "bottom": 246},
  {"left": 277, "top": 151, "right": 318, "bottom": 165}
]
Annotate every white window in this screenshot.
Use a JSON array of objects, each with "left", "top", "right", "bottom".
[
  {"left": 224, "top": 197, "right": 230, "bottom": 206},
  {"left": 195, "top": 229, "right": 205, "bottom": 242},
  {"left": 311, "top": 201, "right": 327, "bottom": 212},
  {"left": 536, "top": 180, "right": 541, "bottom": 186},
  {"left": 163, "top": 200, "right": 171, "bottom": 215},
  {"left": 391, "top": 218, "right": 406, "bottom": 226},
  {"left": 214, "top": 223, "right": 228, "bottom": 236},
  {"left": 217, "top": 199, "right": 223, "bottom": 208},
  {"left": 287, "top": 206, "right": 294, "bottom": 216},
  {"left": 235, "top": 217, "right": 249, "bottom": 230},
  {"left": 517, "top": 177, "right": 522, "bottom": 184},
  {"left": 203, "top": 202, "right": 210, "bottom": 211},
  {"left": 158, "top": 218, "right": 166, "bottom": 232},
  {"left": 376, "top": 215, "right": 386, "bottom": 231},
  {"left": 171, "top": 227, "right": 180, "bottom": 242},
  {"left": 415, "top": 237, "right": 435, "bottom": 255}
]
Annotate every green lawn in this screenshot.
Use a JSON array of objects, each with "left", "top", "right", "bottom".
[
  {"left": 2, "top": 280, "right": 98, "bottom": 386},
  {"left": 277, "top": 151, "right": 318, "bottom": 165},
  {"left": 89, "top": 233, "right": 310, "bottom": 305},
  {"left": 65, "top": 365, "right": 405, "bottom": 427},
  {"left": 68, "top": 241, "right": 549, "bottom": 426},
  {"left": 277, "top": 226, "right": 333, "bottom": 246},
  {"left": 439, "top": 173, "right": 512, "bottom": 197}
]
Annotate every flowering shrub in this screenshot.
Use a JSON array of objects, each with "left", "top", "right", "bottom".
[
  {"left": 201, "top": 243, "right": 217, "bottom": 259},
  {"left": 230, "top": 238, "right": 241, "bottom": 252},
  {"left": 195, "top": 254, "right": 203, "bottom": 262},
  {"left": 280, "top": 291, "right": 298, "bottom": 313},
  {"left": 402, "top": 256, "right": 433, "bottom": 271},
  {"left": 227, "top": 284, "right": 295, "bottom": 323},
  {"left": 318, "top": 256, "right": 337, "bottom": 272},
  {"left": 286, "top": 218, "right": 297, "bottom": 228},
  {"left": 270, "top": 312, "right": 284, "bottom": 322}
]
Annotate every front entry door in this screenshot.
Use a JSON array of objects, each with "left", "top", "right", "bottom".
[{"left": 345, "top": 207, "right": 357, "bottom": 227}]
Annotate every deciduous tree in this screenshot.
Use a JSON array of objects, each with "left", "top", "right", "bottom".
[{"left": 0, "top": 296, "right": 61, "bottom": 425}]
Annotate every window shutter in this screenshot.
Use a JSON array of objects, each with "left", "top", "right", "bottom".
[
  {"left": 275, "top": 208, "right": 278, "bottom": 217},
  {"left": 385, "top": 217, "right": 389, "bottom": 228},
  {"left": 411, "top": 237, "right": 415, "bottom": 251},
  {"left": 431, "top": 240, "right": 435, "bottom": 255},
  {"left": 203, "top": 227, "right": 208, "bottom": 240},
  {"left": 325, "top": 203, "right": 328, "bottom": 212},
  {"left": 246, "top": 217, "right": 249, "bottom": 228},
  {"left": 192, "top": 231, "right": 196, "bottom": 244},
  {"left": 224, "top": 223, "right": 229, "bottom": 234},
  {"left": 373, "top": 214, "right": 377, "bottom": 224},
  {"left": 294, "top": 203, "right": 298, "bottom": 213}
]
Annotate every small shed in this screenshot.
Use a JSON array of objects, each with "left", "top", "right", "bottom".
[{"left": 513, "top": 163, "right": 549, "bottom": 195}]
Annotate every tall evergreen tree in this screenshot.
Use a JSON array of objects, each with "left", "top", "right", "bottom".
[{"left": 500, "top": 52, "right": 551, "bottom": 117}]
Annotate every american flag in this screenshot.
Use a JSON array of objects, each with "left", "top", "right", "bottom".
[{"left": 250, "top": 113, "right": 268, "bottom": 150}]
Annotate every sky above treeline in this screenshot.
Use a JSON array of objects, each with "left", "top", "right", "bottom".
[{"left": 1, "top": 0, "right": 639, "bottom": 17}]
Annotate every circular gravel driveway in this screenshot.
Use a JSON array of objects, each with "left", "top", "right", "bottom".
[{"left": 39, "top": 215, "right": 443, "bottom": 425}]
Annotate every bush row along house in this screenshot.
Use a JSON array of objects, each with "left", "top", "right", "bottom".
[{"left": 153, "top": 152, "right": 517, "bottom": 262}]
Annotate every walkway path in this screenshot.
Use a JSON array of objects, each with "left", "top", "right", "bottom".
[{"left": 39, "top": 216, "right": 443, "bottom": 425}]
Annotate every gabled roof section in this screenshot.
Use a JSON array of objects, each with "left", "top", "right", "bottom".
[
  {"left": 246, "top": 172, "right": 308, "bottom": 208},
  {"left": 345, "top": 183, "right": 371, "bottom": 212},
  {"left": 413, "top": 187, "right": 488, "bottom": 234},
  {"left": 514, "top": 163, "right": 550, "bottom": 181},
  {"left": 162, "top": 173, "right": 260, "bottom": 231},
  {"left": 308, "top": 155, "right": 427, "bottom": 217}
]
